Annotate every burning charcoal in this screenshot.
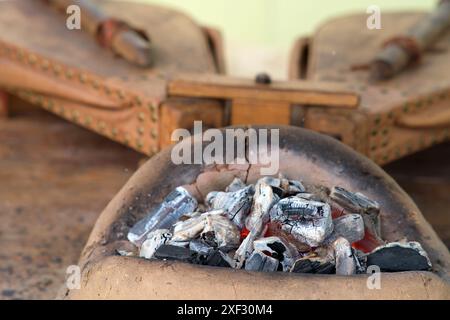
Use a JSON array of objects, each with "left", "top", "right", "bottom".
[
  {"left": 245, "top": 181, "right": 277, "bottom": 231},
  {"left": 325, "top": 214, "right": 365, "bottom": 244},
  {"left": 253, "top": 236, "right": 298, "bottom": 271},
  {"left": 333, "top": 237, "right": 356, "bottom": 275},
  {"left": 366, "top": 241, "right": 432, "bottom": 272},
  {"left": 139, "top": 229, "right": 172, "bottom": 259},
  {"left": 206, "top": 185, "right": 254, "bottom": 229},
  {"left": 201, "top": 214, "right": 241, "bottom": 250},
  {"left": 128, "top": 187, "right": 198, "bottom": 246},
  {"left": 270, "top": 197, "right": 333, "bottom": 247},
  {"left": 244, "top": 251, "right": 279, "bottom": 272},
  {"left": 330, "top": 186, "right": 379, "bottom": 215},
  {"left": 189, "top": 240, "right": 214, "bottom": 256},
  {"left": 225, "top": 177, "right": 247, "bottom": 192},
  {"left": 234, "top": 182, "right": 277, "bottom": 268},
  {"left": 153, "top": 244, "right": 197, "bottom": 262},
  {"left": 291, "top": 258, "right": 335, "bottom": 274},
  {"left": 266, "top": 221, "right": 312, "bottom": 253}
]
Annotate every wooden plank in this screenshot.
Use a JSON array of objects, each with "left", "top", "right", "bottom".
[
  {"left": 168, "top": 74, "right": 359, "bottom": 108},
  {"left": 160, "top": 97, "right": 224, "bottom": 147},
  {"left": 231, "top": 98, "right": 291, "bottom": 125}
]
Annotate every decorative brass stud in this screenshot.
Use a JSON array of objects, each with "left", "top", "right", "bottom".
[
  {"left": 85, "top": 116, "right": 92, "bottom": 126},
  {"left": 98, "top": 121, "right": 106, "bottom": 131},
  {"left": 135, "top": 96, "right": 142, "bottom": 107},
  {"left": 151, "top": 110, "right": 158, "bottom": 122},
  {"left": 71, "top": 110, "right": 80, "bottom": 122},
  {"left": 53, "top": 64, "right": 62, "bottom": 76},
  {"left": 371, "top": 130, "right": 377, "bottom": 137},
  {"left": 415, "top": 100, "right": 422, "bottom": 109},
  {"left": 387, "top": 112, "right": 394, "bottom": 120},
  {"left": 123, "top": 134, "right": 130, "bottom": 146},
  {"left": 137, "top": 126, "right": 144, "bottom": 135},
  {"left": 41, "top": 59, "right": 49, "bottom": 71},
  {"left": 151, "top": 128, "right": 158, "bottom": 139},
  {"left": 111, "top": 128, "right": 118, "bottom": 137},
  {"left": 403, "top": 103, "right": 409, "bottom": 113},
  {"left": 136, "top": 140, "right": 143, "bottom": 150},
  {"left": 138, "top": 112, "right": 145, "bottom": 122},
  {"left": 79, "top": 73, "right": 87, "bottom": 83},
  {"left": 66, "top": 69, "right": 74, "bottom": 79},
  {"left": 117, "top": 90, "right": 125, "bottom": 100},
  {"left": 16, "top": 49, "right": 24, "bottom": 61},
  {"left": 28, "top": 54, "right": 37, "bottom": 66},
  {"left": 374, "top": 116, "right": 381, "bottom": 125},
  {"left": 91, "top": 80, "right": 100, "bottom": 90}
]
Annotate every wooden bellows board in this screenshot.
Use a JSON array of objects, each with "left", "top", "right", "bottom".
[{"left": 0, "top": 1, "right": 449, "bottom": 165}]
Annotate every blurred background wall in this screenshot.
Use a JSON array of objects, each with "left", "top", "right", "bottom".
[{"left": 136, "top": 0, "right": 434, "bottom": 78}]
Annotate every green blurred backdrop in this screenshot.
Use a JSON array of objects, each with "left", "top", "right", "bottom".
[{"left": 135, "top": 0, "right": 435, "bottom": 77}]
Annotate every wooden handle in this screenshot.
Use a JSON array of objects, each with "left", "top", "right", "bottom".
[{"left": 168, "top": 74, "right": 359, "bottom": 108}]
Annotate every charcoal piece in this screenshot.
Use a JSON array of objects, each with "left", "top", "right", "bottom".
[
  {"left": 259, "top": 176, "right": 305, "bottom": 197},
  {"left": 333, "top": 237, "right": 356, "bottom": 275},
  {"left": 284, "top": 179, "right": 306, "bottom": 195},
  {"left": 366, "top": 241, "right": 431, "bottom": 272},
  {"left": 270, "top": 197, "right": 333, "bottom": 247},
  {"left": 330, "top": 186, "right": 379, "bottom": 215},
  {"left": 204, "top": 250, "right": 232, "bottom": 267},
  {"left": 353, "top": 249, "right": 367, "bottom": 274},
  {"left": 295, "top": 193, "right": 315, "bottom": 201},
  {"left": 167, "top": 240, "right": 190, "bottom": 248},
  {"left": 225, "top": 177, "right": 247, "bottom": 192},
  {"left": 245, "top": 181, "right": 277, "bottom": 231},
  {"left": 171, "top": 214, "right": 208, "bottom": 242},
  {"left": 128, "top": 187, "right": 198, "bottom": 246},
  {"left": 291, "top": 259, "right": 335, "bottom": 274},
  {"left": 206, "top": 185, "right": 254, "bottom": 229},
  {"left": 171, "top": 209, "right": 224, "bottom": 242},
  {"left": 244, "top": 251, "right": 279, "bottom": 272},
  {"left": 153, "top": 245, "right": 197, "bottom": 262},
  {"left": 201, "top": 214, "right": 241, "bottom": 250},
  {"left": 140, "top": 229, "right": 172, "bottom": 259},
  {"left": 189, "top": 240, "right": 214, "bottom": 256},
  {"left": 325, "top": 214, "right": 365, "bottom": 244},
  {"left": 253, "top": 236, "right": 298, "bottom": 271}
]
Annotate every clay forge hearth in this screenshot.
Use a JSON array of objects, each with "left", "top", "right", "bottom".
[{"left": 66, "top": 126, "right": 450, "bottom": 299}]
